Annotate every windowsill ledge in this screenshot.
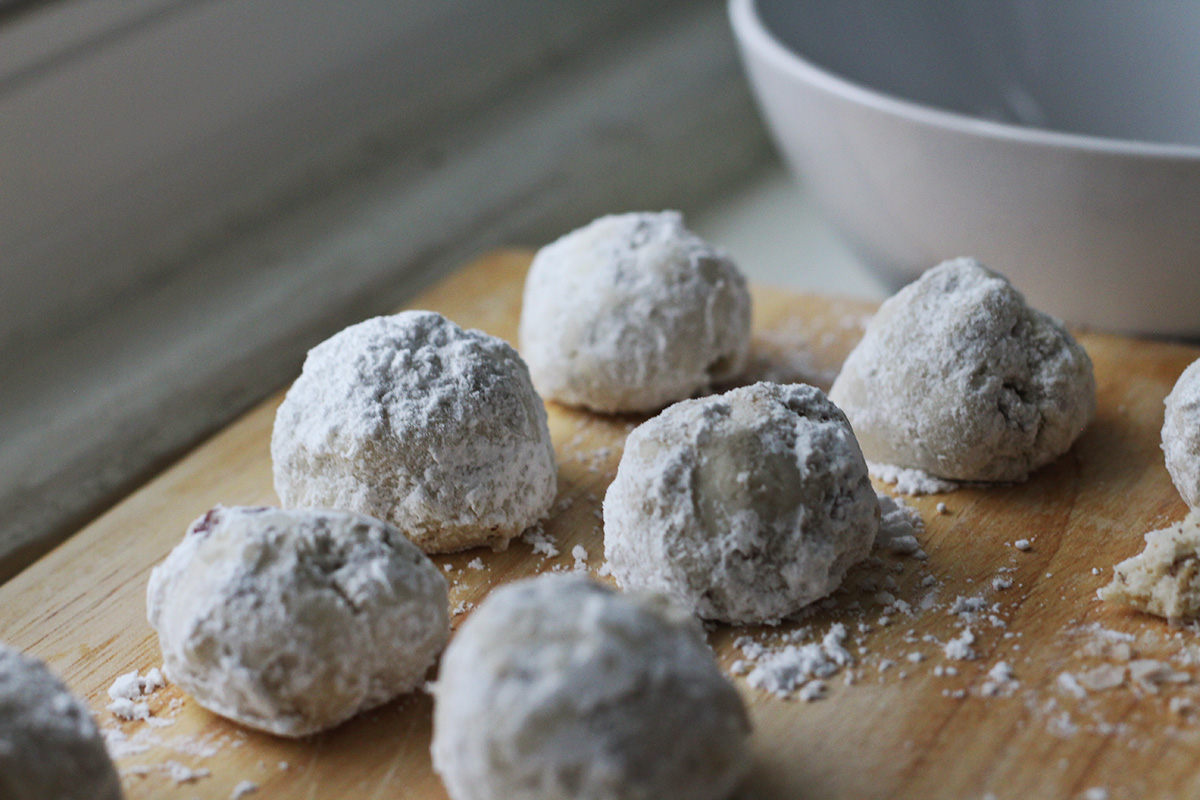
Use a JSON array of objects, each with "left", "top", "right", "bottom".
[{"left": 0, "top": 0, "right": 772, "bottom": 580}]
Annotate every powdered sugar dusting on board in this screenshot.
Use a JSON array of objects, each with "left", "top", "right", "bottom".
[
  {"left": 716, "top": 493, "right": 1200, "bottom": 759},
  {"left": 876, "top": 493, "right": 927, "bottom": 558},
  {"left": 99, "top": 662, "right": 256, "bottom": 788},
  {"left": 870, "top": 462, "right": 960, "bottom": 495}
]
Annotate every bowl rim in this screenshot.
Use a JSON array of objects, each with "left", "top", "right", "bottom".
[{"left": 730, "top": 0, "right": 1200, "bottom": 160}]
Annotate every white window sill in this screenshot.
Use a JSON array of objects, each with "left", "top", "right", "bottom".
[
  {"left": 0, "top": 0, "right": 773, "bottom": 580},
  {"left": 692, "top": 163, "right": 889, "bottom": 300}
]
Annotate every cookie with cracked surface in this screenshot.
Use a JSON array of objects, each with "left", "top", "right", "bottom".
[
  {"left": 518, "top": 210, "right": 751, "bottom": 413},
  {"left": 272, "top": 310, "right": 557, "bottom": 553},
  {"left": 431, "top": 574, "right": 750, "bottom": 800},
  {"left": 147, "top": 505, "right": 449, "bottom": 737},
  {"left": 604, "top": 381, "right": 878, "bottom": 625},
  {"left": 830, "top": 257, "right": 1096, "bottom": 482}
]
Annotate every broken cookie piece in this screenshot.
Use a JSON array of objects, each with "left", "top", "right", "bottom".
[{"left": 1099, "top": 513, "right": 1200, "bottom": 622}]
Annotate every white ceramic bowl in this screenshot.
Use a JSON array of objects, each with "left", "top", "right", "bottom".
[{"left": 730, "top": 0, "right": 1200, "bottom": 336}]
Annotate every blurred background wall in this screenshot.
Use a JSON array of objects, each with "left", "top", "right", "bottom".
[{"left": 0, "top": 0, "right": 777, "bottom": 578}]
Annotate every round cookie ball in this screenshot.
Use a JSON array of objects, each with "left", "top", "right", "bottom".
[
  {"left": 272, "top": 310, "right": 557, "bottom": 553},
  {"left": 518, "top": 210, "right": 752, "bottom": 413},
  {"left": 1163, "top": 359, "right": 1200, "bottom": 510},
  {"left": 0, "top": 643, "right": 122, "bottom": 800},
  {"left": 829, "top": 257, "right": 1096, "bottom": 483},
  {"left": 147, "top": 505, "right": 449, "bottom": 737},
  {"left": 603, "top": 381, "right": 878, "bottom": 624},
  {"left": 431, "top": 574, "right": 750, "bottom": 800}
]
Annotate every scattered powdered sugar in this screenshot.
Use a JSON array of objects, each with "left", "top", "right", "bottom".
[
  {"left": 704, "top": 490, "right": 1200, "bottom": 796},
  {"left": 165, "top": 760, "right": 210, "bottom": 784},
  {"left": 1075, "top": 664, "right": 1126, "bottom": 692},
  {"left": 231, "top": 779, "right": 259, "bottom": 798},
  {"left": 869, "top": 462, "right": 960, "bottom": 496},
  {"left": 1169, "top": 695, "right": 1195, "bottom": 715},
  {"left": 797, "top": 680, "right": 828, "bottom": 702},
  {"left": 143, "top": 668, "right": 166, "bottom": 692},
  {"left": 739, "top": 623, "right": 853, "bottom": 699},
  {"left": 107, "top": 671, "right": 142, "bottom": 701},
  {"left": 106, "top": 668, "right": 170, "bottom": 722},
  {"left": 1023, "top": 622, "right": 1200, "bottom": 747},
  {"left": 1057, "top": 672, "right": 1088, "bottom": 700},
  {"left": 107, "top": 698, "right": 151, "bottom": 722},
  {"left": 466, "top": 558, "right": 485, "bottom": 571},
  {"left": 875, "top": 494, "right": 927, "bottom": 558},
  {"left": 979, "top": 661, "right": 1018, "bottom": 697},
  {"left": 571, "top": 545, "right": 589, "bottom": 572},
  {"left": 522, "top": 525, "right": 559, "bottom": 558},
  {"left": 100, "top": 663, "right": 258, "bottom": 788},
  {"left": 1127, "top": 659, "right": 1191, "bottom": 692},
  {"left": 104, "top": 727, "right": 157, "bottom": 759},
  {"left": 943, "top": 628, "right": 977, "bottom": 661},
  {"left": 948, "top": 595, "right": 988, "bottom": 616},
  {"left": 1075, "top": 623, "right": 1136, "bottom": 646}
]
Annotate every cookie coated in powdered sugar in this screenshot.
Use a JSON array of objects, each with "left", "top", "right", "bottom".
[
  {"left": 431, "top": 574, "right": 750, "bottom": 800},
  {"left": 518, "top": 211, "right": 752, "bottom": 413},
  {"left": 147, "top": 506, "right": 449, "bottom": 737},
  {"left": 1163, "top": 359, "right": 1200, "bottom": 511},
  {"left": 830, "top": 258, "right": 1096, "bottom": 483},
  {"left": 604, "top": 382, "right": 879, "bottom": 625},
  {"left": 272, "top": 310, "right": 556, "bottom": 553},
  {"left": 0, "top": 643, "right": 122, "bottom": 800}
]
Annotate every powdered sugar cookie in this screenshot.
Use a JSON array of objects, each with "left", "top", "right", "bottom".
[
  {"left": 147, "top": 505, "right": 449, "bottom": 737},
  {"left": 272, "top": 310, "right": 556, "bottom": 553},
  {"left": 604, "top": 381, "right": 878, "bottom": 624},
  {"left": 1163, "top": 359, "right": 1200, "bottom": 510},
  {"left": 518, "top": 211, "right": 751, "bottom": 413},
  {"left": 830, "top": 258, "right": 1095, "bottom": 483},
  {"left": 0, "top": 643, "right": 122, "bottom": 800},
  {"left": 431, "top": 574, "right": 750, "bottom": 800}
]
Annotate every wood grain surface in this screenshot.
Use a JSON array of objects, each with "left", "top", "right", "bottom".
[{"left": 3, "top": 250, "right": 1200, "bottom": 800}]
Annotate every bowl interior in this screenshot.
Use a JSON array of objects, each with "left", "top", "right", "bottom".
[{"left": 756, "top": 0, "right": 1200, "bottom": 147}]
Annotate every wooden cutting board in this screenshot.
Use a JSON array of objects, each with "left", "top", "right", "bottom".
[{"left": 3, "top": 250, "right": 1200, "bottom": 800}]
